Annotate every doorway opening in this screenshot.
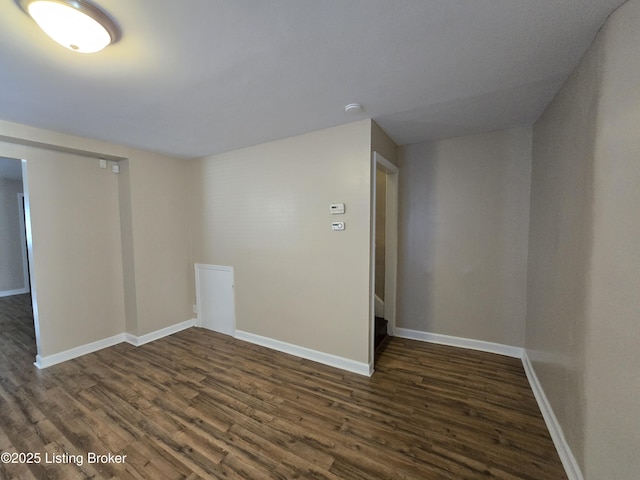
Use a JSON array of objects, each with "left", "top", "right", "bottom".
[
  {"left": 18, "top": 193, "right": 31, "bottom": 294},
  {"left": 370, "top": 152, "right": 399, "bottom": 367},
  {"left": 0, "top": 157, "right": 40, "bottom": 365}
]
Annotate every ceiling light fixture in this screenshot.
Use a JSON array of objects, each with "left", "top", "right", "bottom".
[{"left": 17, "top": 0, "right": 120, "bottom": 53}]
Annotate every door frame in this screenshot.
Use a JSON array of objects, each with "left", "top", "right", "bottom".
[
  {"left": 17, "top": 192, "right": 30, "bottom": 293},
  {"left": 21, "top": 159, "right": 43, "bottom": 363},
  {"left": 370, "top": 151, "right": 399, "bottom": 366}
]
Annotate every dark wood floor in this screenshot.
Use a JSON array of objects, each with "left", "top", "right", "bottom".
[{"left": 0, "top": 294, "right": 567, "bottom": 479}]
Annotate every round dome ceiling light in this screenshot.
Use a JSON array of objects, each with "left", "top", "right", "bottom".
[
  {"left": 344, "top": 103, "right": 363, "bottom": 114},
  {"left": 17, "top": 0, "right": 120, "bottom": 53}
]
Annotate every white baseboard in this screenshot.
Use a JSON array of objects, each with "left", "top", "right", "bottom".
[
  {"left": 522, "top": 350, "right": 584, "bottom": 480},
  {"left": 394, "top": 328, "right": 524, "bottom": 358},
  {"left": 235, "top": 330, "right": 373, "bottom": 377},
  {"left": 0, "top": 287, "right": 29, "bottom": 298},
  {"left": 126, "top": 318, "right": 196, "bottom": 346},
  {"left": 35, "top": 333, "right": 126, "bottom": 369},
  {"left": 35, "top": 319, "right": 196, "bottom": 369}
]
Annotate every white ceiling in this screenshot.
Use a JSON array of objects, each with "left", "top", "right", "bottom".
[{"left": 0, "top": 0, "right": 626, "bottom": 159}]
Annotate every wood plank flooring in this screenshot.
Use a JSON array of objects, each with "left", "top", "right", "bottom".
[{"left": 0, "top": 294, "right": 567, "bottom": 479}]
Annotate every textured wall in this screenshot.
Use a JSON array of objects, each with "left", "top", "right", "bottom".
[
  {"left": 0, "top": 120, "right": 192, "bottom": 359},
  {"left": 527, "top": 1, "right": 640, "bottom": 477},
  {"left": 188, "top": 120, "right": 373, "bottom": 364},
  {"left": 397, "top": 128, "right": 531, "bottom": 346}
]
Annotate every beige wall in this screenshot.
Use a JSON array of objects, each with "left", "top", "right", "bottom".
[
  {"left": 527, "top": 1, "right": 640, "bottom": 478},
  {"left": 585, "top": 2, "right": 640, "bottom": 476},
  {"left": 371, "top": 120, "right": 398, "bottom": 166},
  {"left": 526, "top": 18, "right": 600, "bottom": 471},
  {"left": 118, "top": 159, "right": 138, "bottom": 334},
  {"left": 7, "top": 146, "right": 126, "bottom": 356},
  {"left": 0, "top": 120, "right": 192, "bottom": 358},
  {"left": 123, "top": 153, "right": 192, "bottom": 336},
  {"left": 188, "top": 120, "right": 373, "bottom": 364},
  {"left": 397, "top": 128, "right": 531, "bottom": 346},
  {"left": 0, "top": 176, "right": 25, "bottom": 292}
]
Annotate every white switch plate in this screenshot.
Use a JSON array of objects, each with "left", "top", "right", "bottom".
[
  {"left": 99, "top": 159, "right": 107, "bottom": 169},
  {"left": 330, "top": 203, "right": 345, "bottom": 214},
  {"left": 193, "top": 304, "right": 198, "bottom": 313},
  {"left": 332, "top": 222, "right": 345, "bottom": 231},
  {"left": 112, "top": 164, "right": 120, "bottom": 174}
]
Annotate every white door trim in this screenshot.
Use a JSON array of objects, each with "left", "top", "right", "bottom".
[
  {"left": 17, "top": 192, "right": 30, "bottom": 293},
  {"left": 370, "top": 152, "right": 399, "bottom": 366},
  {"left": 20, "top": 159, "right": 43, "bottom": 365}
]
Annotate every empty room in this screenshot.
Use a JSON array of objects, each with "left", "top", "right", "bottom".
[{"left": 0, "top": 1, "right": 638, "bottom": 479}]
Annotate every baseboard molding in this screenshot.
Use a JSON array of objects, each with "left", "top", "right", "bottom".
[
  {"left": 0, "top": 287, "right": 29, "bottom": 298},
  {"left": 35, "top": 319, "right": 196, "bottom": 369},
  {"left": 235, "top": 330, "right": 373, "bottom": 377},
  {"left": 522, "top": 350, "right": 584, "bottom": 480},
  {"left": 394, "top": 328, "right": 524, "bottom": 358},
  {"left": 35, "top": 333, "right": 126, "bottom": 369},
  {"left": 125, "top": 318, "right": 196, "bottom": 347}
]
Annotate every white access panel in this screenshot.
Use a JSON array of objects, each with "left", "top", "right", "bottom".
[{"left": 195, "top": 264, "right": 235, "bottom": 336}]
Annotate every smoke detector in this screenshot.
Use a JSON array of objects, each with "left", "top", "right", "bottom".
[{"left": 344, "top": 103, "right": 363, "bottom": 114}]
